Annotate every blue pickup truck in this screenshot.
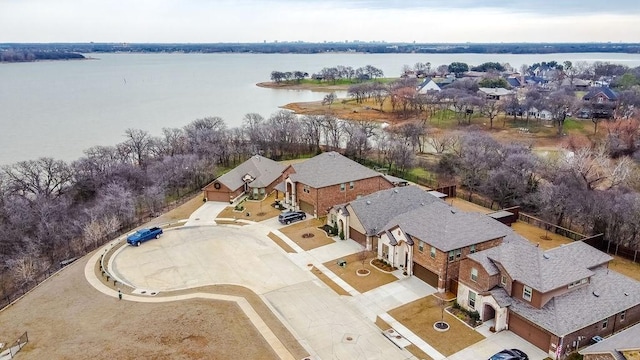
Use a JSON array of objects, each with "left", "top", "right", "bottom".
[{"left": 127, "top": 227, "right": 163, "bottom": 246}]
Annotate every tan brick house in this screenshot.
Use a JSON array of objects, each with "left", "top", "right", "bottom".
[
  {"left": 279, "top": 152, "right": 393, "bottom": 217},
  {"left": 458, "top": 238, "right": 640, "bottom": 359},
  {"left": 202, "top": 155, "right": 285, "bottom": 202}
]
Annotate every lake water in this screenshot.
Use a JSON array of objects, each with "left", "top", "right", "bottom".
[{"left": 1, "top": 52, "right": 640, "bottom": 165}]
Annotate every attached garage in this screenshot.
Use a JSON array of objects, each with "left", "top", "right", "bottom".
[
  {"left": 205, "top": 189, "right": 232, "bottom": 202},
  {"left": 413, "top": 262, "right": 439, "bottom": 288},
  {"left": 299, "top": 200, "right": 315, "bottom": 215},
  {"left": 508, "top": 311, "right": 551, "bottom": 352},
  {"left": 350, "top": 228, "right": 367, "bottom": 247}
]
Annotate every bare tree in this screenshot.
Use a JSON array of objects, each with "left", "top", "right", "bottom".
[
  {"left": 482, "top": 99, "right": 503, "bottom": 129},
  {"left": 124, "top": 128, "right": 153, "bottom": 166},
  {"left": 321, "top": 115, "right": 342, "bottom": 151},
  {"left": 2, "top": 158, "right": 72, "bottom": 199}
]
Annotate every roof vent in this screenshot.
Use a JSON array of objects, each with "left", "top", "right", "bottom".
[
  {"left": 625, "top": 292, "right": 629, "bottom": 296},
  {"left": 543, "top": 254, "right": 550, "bottom": 259},
  {"left": 450, "top": 209, "right": 456, "bottom": 214},
  {"left": 394, "top": 189, "right": 399, "bottom": 193},
  {"left": 593, "top": 291, "right": 600, "bottom": 297},
  {"left": 420, "top": 202, "right": 425, "bottom": 206},
  {"left": 366, "top": 200, "right": 371, "bottom": 205}
]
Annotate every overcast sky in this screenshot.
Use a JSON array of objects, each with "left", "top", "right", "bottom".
[{"left": 2, "top": 0, "right": 640, "bottom": 43}]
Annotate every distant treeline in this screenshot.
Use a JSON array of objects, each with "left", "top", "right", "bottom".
[
  {"left": 0, "top": 50, "right": 85, "bottom": 62},
  {"left": 1, "top": 42, "right": 640, "bottom": 55}
]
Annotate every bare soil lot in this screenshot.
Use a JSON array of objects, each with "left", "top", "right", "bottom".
[
  {"left": 323, "top": 252, "right": 397, "bottom": 293},
  {"left": 0, "top": 259, "right": 288, "bottom": 360},
  {"left": 388, "top": 295, "right": 484, "bottom": 357},
  {"left": 279, "top": 218, "right": 335, "bottom": 251}
]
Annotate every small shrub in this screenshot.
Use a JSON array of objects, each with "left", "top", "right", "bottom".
[
  {"left": 339, "top": 229, "right": 344, "bottom": 240},
  {"left": 234, "top": 204, "right": 244, "bottom": 211},
  {"left": 469, "top": 310, "right": 480, "bottom": 322},
  {"left": 453, "top": 301, "right": 461, "bottom": 310}
]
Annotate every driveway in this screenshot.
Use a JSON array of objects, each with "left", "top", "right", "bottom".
[{"left": 447, "top": 328, "right": 549, "bottom": 360}]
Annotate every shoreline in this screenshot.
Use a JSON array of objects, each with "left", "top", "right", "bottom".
[{"left": 256, "top": 81, "right": 349, "bottom": 92}]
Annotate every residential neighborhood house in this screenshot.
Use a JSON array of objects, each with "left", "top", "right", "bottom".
[
  {"left": 202, "top": 155, "right": 285, "bottom": 202},
  {"left": 279, "top": 151, "right": 394, "bottom": 217},
  {"left": 457, "top": 237, "right": 640, "bottom": 359},
  {"left": 330, "top": 186, "right": 511, "bottom": 291}
]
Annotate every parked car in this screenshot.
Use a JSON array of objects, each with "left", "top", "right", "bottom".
[
  {"left": 127, "top": 227, "right": 163, "bottom": 246},
  {"left": 489, "top": 349, "right": 528, "bottom": 360},
  {"left": 591, "top": 335, "right": 604, "bottom": 344},
  {"left": 278, "top": 211, "right": 306, "bottom": 224}
]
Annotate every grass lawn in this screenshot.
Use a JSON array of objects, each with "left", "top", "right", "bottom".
[
  {"left": 388, "top": 295, "right": 485, "bottom": 356},
  {"left": 323, "top": 252, "right": 397, "bottom": 293},
  {"left": 279, "top": 218, "right": 335, "bottom": 251}
]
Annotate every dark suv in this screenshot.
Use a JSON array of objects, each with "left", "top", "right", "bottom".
[
  {"left": 278, "top": 211, "right": 306, "bottom": 224},
  {"left": 489, "top": 349, "right": 528, "bottom": 360}
]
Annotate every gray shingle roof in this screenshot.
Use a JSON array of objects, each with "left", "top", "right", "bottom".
[
  {"left": 290, "top": 151, "right": 386, "bottom": 188},
  {"left": 486, "top": 240, "right": 612, "bottom": 293},
  {"left": 383, "top": 202, "right": 510, "bottom": 252},
  {"left": 490, "top": 287, "right": 514, "bottom": 308},
  {"left": 580, "top": 323, "right": 640, "bottom": 358},
  {"left": 509, "top": 267, "right": 640, "bottom": 336},
  {"left": 216, "top": 155, "right": 285, "bottom": 190},
  {"left": 583, "top": 86, "right": 619, "bottom": 101},
  {"left": 345, "top": 186, "right": 442, "bottom": 236}
]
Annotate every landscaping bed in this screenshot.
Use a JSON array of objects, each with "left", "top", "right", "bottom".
[
  {"left": 323, "top": 252, "right": 397, "bottom": 293},
  {"left": 388, "top": 295, "right": 484, "bottom": 356}
]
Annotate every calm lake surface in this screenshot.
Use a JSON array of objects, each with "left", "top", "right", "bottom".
[{"left": 1, "top": 52, "right": 640, "bottom": 165}]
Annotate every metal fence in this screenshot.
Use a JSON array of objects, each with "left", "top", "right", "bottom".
[{"left": 0, "top": 332, "right": 28, "bottom": 359}]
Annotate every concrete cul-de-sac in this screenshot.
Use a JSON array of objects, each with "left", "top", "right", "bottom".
[
  {"left": 108, "top": 209, "right": 416, "bottom": 359},
  {"left": 104, "top": 201, "right": 549, "bottom": 360}
]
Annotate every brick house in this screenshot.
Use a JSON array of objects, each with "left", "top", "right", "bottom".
[
  {"left": 579, "top": 322, "right": 640, "bottom": 360},
  {"left": 329, "top": 186, "right": 509, "bottom": 291},
  {"left": 329, "top": 186, "right": 441, "bottom": 250},
  {"left": 202, "top": 155, "right": 285, "bottom": 202},
  {"left": 279, "top": 152, "right": 394, "bottom": 217},
  {"left": 581, "top": 87, "right": 619, "bottom": 119},
  {"left": 458, "top": 238, "right": 640, "bottom": 359}
]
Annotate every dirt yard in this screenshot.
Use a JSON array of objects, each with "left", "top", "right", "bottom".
[
  {"left": 388, "top": 295, "right": 485, "bottom": 356},
  {"left": 323, "top": 252, "right": 397, "bottom": 293},
  {"left": 0, "top": 257, "right": 308, "bottom": 360},
  {"left": 279, "top": 218, "right": 335, "bottom": 251},
  {"left": 217, "top": 192, "right": 282, "bottom": 222}
]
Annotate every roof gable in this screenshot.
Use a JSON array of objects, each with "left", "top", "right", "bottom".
[
  {"left": 382, "top": 202, "right": 510, "bottom": 251},
  {"left": 583, "top": 86, "right": 619, "bottom": 101},
  {"left": 216, "top": 155, "right": 285, "bottom": 190},
  {"left": 289, "top": 151, "right": 386, "bottom": 188},
  {"left": 510, "top": 267, "right": 640, "bottom": 336},
  {"left": 345, "top": 186, "right": 442, "bottom": 236}
]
